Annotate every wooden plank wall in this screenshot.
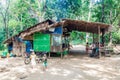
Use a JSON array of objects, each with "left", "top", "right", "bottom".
[{"left": 12, "top": 41, "right": 26, "bottom": 56}]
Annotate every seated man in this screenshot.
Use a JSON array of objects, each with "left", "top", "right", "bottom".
[
  {"left": 90, "top": 42, "right": 99, "bottom": 57},
  {"left": 89, "top": 43, "right": 96, "bottom": 57}
]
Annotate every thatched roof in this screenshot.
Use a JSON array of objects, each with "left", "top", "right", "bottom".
[
  {"left": 3, "top": 35, "right": 18, "bottom": 44},
  {"left": 19, "top": 19, "right": 55, "bottom": 38},
  {"left": 4, "top": 19, "right": 111, "bottom": 43},
  {"left": 62, "top": 19, "right": 111, "bottom": 33},
  {"left": 48, "top": 19, "right": 111, "bottom": 34},
  {"left": 4, "top": 19, "right": 54, "bottom": 43}
]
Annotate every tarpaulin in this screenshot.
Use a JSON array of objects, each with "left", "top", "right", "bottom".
[{"left": 53, "top": 27, "right": 62, "bottom": 34}]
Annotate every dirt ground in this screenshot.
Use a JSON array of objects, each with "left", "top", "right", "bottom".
[{"left": 0, "top": 45, "right": 120, "bottom": 80}]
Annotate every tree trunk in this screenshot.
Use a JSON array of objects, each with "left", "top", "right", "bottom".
[
  {"left": 37, "top": 0, "right": 46, "bottom": 22},
  {"left": 3, "top": 18, "right": 9, "bottom": 39},
  {"left": 101, "top": 0, "right": 105, "bottom": 22}
]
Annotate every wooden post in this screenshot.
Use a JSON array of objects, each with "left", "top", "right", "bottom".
[
  {"left": 61, "top": 35, "right": 63, "bottom": 59},
  {"left": 49, "top": 52, "right": 50, "bottom": 58},
  {"left": 61, "top": 52, "right": 63, "bottom": 58},
  {"left": 101, "top": 29, "right": 105, "bottom": 45},
  {"left": 49, "top": 34, "right": 51, "bottom": 59},
  {"left": 61, "top": 34, "right": 63, "bottom": 59},
  {"left": 98, "top": 26, "right": 101, "bottom": 58},
  {"left": 67, "top": 36, "right": 70, "bottom": 53},
  {"left": 61, "top": 21, "right": 64, "bottom": 59},
  {"left": 86, "top": 26, "right": 89, "bottom": 43},
  {"left": 109, "top": 32, "right": 112, "bottom": 44}
]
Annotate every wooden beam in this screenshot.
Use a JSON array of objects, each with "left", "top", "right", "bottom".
[
  {"left": 48, "top": 21, "right": 63, "bottom": 28},
  {"left": 23, "top": 35, "right": 33, "bottom": 40}
]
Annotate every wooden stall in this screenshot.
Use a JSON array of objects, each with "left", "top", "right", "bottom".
[
  {"left": 4, "top": 19, "right": 111, "bottom": 58},
  {"left": 48, "top": 19, "right": 111, "bottom": 58},
  {"left": 19, "top": 19, "right": 63, "bottom": 57}
]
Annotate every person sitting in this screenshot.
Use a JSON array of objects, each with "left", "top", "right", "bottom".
[
  {"left": 94, "top": 42, "right": 99, "bottom": 57},
  {"left": 89, "top": 42, "right": 96, "bottom": 57}
]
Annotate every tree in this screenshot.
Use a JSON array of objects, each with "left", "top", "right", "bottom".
[
  {"left": 92, "top": 0, "right": 120, "bottom": 44},
  {"left": 0, "top": 0, "right": 10, "bottom": 39},
  {"left": 0, "top": 0, "right": 120, "bottom": 50},
  {"left": 45, "top": 0, "right": 82, "bottom": 20}
]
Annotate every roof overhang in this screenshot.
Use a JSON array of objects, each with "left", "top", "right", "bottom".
[
  {"left": 48, "top": 19, "right": 111, "bottom": 34},
  {"left": 4, "top": 19, "right": 111, "bottom": 44},
  {"left": 62, "top": 19, "right": 111, "bottom": 34}
]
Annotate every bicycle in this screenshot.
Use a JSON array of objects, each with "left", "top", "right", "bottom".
[{"left": 24, "top": 52, "right": 47, "bottom": 64}]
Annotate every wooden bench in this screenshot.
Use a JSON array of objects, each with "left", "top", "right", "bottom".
[{"left": 99, "top": 46, "right": 113, "bottom": 57}]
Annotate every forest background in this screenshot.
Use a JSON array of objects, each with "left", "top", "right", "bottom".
[{"left": 0, "top": 0, "right": 119, "bottom": 50}]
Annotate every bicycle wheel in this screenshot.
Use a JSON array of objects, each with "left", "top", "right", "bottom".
[{"left": 24, "top": 58, "right": 31, "bottom": 64}]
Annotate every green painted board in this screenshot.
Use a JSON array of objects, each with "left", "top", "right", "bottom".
[{"left": 33, "top": 33, "right": 50, "bottom": 52}]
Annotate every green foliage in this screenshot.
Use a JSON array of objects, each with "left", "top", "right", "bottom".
[
  {"left": 45, "top": 0, "right": 83, "bottom": 20},
  {"left": 112, "top": 29, "right": 120, "bottom": 44},
  {"left": 70, "top": 31, "right": 86, "bottom": 45},
  {"left": 92, "top": 0, "right": 120, "bottom": 44},
  {"left": 0, "top": 27, "right": 5, "bottom": 50},
  {"left": 0, "top": 0, "right": 120, "bottom": 50}
]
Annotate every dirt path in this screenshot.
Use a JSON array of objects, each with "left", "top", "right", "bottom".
[
  {"left": 0, "top": 45, "right": 120, "bottom": 80},
  {"left": 0, "top": 55, "right": 120, "bottom": 80},
  {"left": 23, "top": 55, "right": 120, "bottom": 80}
]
